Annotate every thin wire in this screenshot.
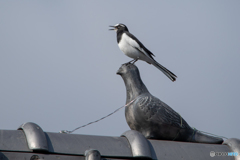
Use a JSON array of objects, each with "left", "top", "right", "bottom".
[
  {"left": 60, "top": 99, "right": 136, "bottom": 134},
  {"left": 190, "top": 127, "right": 197, "bottom": 141},
  {"left": 172, "top": 113, "right": 183, "bottom": 141},
  {"left": 60, "top": 99, "right": 228, "bottom": 140}
]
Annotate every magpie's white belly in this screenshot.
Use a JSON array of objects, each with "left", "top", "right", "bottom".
[{"left": 118, "top": 33, "right": 142, "bottom": 59}]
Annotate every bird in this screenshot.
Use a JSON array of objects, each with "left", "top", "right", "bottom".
[
  {"left": 110, "top": 23, "right": 177, "bottom": 82},
  {"left": 117, "top": 63, "right": 223, "bottom": 144}
]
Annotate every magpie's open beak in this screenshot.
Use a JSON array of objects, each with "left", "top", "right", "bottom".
[{"left": 109, "top": 25, "right": 115, "bottom": 31}]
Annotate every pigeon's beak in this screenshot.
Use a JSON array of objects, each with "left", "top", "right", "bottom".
[
  {"left": 116, "top": 67, "right": 123, "bottom": 75},
  {"left": 109, "top": 25, "right": 116, "bottom": 31},
  {"left": 116, "top": 64, "right": 127, "bottom": 75},
  {"left": 116, "top": 69, "right": 121, "bottom": 75}
]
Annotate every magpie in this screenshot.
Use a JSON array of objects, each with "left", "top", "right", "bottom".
[{"left": 109, "top": 23, "right": 177, "bottom": 82}]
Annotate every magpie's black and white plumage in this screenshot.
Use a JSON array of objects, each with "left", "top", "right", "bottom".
[{"left": 110, "top": 23, "right": 177, "bottom": 82}]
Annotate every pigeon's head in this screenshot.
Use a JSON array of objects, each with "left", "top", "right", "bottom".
[
  {"left": 109, "top": 23, "right": 129, "bottom": 32},
  {"left": 117, "top": 63, "right": 139, "bottom": 77}
]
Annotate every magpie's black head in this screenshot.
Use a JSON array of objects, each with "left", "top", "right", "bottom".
[{"left": 109, "top": 23, "right": 129, "bottom": 32}]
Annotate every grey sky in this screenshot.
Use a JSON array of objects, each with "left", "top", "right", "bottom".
[{"left": 0, "top": 1, "right": 239, "bottom": 139}]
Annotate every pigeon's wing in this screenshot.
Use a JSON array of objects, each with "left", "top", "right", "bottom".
[
  {"left": 136, "top": 94, "right": 190, "bottom": 129},
  {"left": 125, "top": 31, "right": 155, "bottom": 59}
]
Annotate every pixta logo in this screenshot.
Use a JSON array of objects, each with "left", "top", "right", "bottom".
[
  {"left": 210, "top": 151, "right": 215, "bottom": 157},
  {"left": 210, "top": 151, "right": 238, "bottom": 157}
]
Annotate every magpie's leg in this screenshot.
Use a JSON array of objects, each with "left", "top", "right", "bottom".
[
  {"left": 132, "top": 58, "right": 139, "bottom": 64},
  {"left": 124, "top": 58, "right": 139, "bottom": 65},
  {"left": 124, "top": 59, "right": 135, "bottom": 65}
]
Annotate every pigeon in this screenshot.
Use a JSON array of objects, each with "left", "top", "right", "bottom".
[{"left": 117, "top": 63, "right": 223, "bottom": 144}]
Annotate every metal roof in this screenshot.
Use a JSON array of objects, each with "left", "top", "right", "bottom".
[{"left": 0, "top": 122, "right": 239, "bottom": 160}]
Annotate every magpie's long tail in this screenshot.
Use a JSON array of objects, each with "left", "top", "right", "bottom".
[{"left": 151, "top": 60, "right": 177, "bottom": 82}]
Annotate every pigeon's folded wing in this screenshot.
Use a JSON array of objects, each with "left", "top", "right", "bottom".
[{"left": 135, "top": 94, "right": 190, "bottom": 129}]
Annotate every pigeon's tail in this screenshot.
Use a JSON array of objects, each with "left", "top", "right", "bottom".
[
  {"left": 151, "top": 60, "right": 177, "bottom": 82},
  {"left": 191, "top": 130, "right": 223, "bottom": 144}
]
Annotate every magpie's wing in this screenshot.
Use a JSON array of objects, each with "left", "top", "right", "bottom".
[
  {"left": 135, "top": 94, "right": 190, "bottom": 129},
  {"left": 125, "top": 32, "right": 177, "bottom": 82},
  {"left": 125, "top": 31, "right": 155, "bottom": 59}
]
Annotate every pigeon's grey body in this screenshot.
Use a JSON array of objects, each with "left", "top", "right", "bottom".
[{"left": 117, "top": 63, "right": 223, "bottom": 144}]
